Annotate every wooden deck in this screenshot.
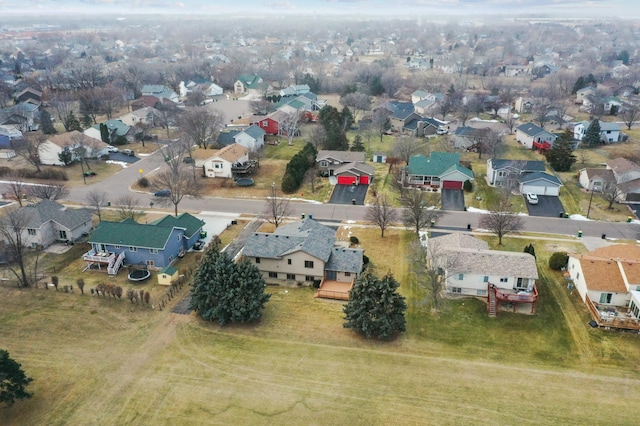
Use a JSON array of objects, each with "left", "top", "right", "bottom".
[
  {"left": 315, "top": 279, "right": 353, "bottom": 301},
  {"left": 585, "top": 298, "right": 640, "bottom": 331}
]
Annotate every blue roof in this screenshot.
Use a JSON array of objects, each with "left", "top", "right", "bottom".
[
  {"left": 217, "top": 130, "right": 240, "bottom": 146},
  {"left": 243, "top": 125, "right": 265, "bottom": 139},
  {"left": 386, "top": 101, "right": 415, "bottom": 120}
]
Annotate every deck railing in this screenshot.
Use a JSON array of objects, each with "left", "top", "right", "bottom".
[
  {"left": 82, "top": 250, "right": 115, "bottom": 264},
  {"left": 585, "top": 298, "right": 640, "bottom": 331},
  {"left": 493, "top": 285, "right": 538, "bottom": 303}
]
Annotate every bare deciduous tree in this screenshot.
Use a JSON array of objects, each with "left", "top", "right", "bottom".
[
  {"left": 340, "top": 92, "right": 371, "bottom": 122},
  {"left": 392, "top": 136, "right": 426, "bottom": 165},
  {"left": 179, "top": 106, "right": 224, "bottom": 149},
  {"left": 13, "top": 133, "right": 44, "bottom": 172},
  {"left": 408, "top": 237, "right": 458, "bottom": 312},
  {"left": 152, "top": 164, "right": 202, "bottom": 216},
  {"left": 114, "top": 194, "right": 142, "bottom": 221},
  {"left": 27, "top": 182, "right": 69, "bottom": 201},
  {"left": 0, "top": 207, "right": 41, "bottom": 288},
  {"left": 601, "top": 180, "right": 622, "bottom": 209},
  {"left": 280, "top": 109, "right": 303, "bottom": 146},
  {"left": 401, "top": 190, "right": 444, "bottom": 234},
  {"left": 479, "top": 211, "right": 523, "bottom": 245},
  {"left": 263, "top": 184, "right": 291, "bottom": 229},
  {"left": 365, "top": 194, "right": 398, "bottom": 237},
  {"left": 85, "top": 190, "right": 109, "bottom": 222},
  {"left": 622, "top": 104, "right": 640, "bottom": 130},
  {"left": 5, "top": 171, "right": 27, "bottom": 207}
]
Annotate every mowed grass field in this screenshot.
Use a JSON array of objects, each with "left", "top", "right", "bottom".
[{"left": 3, "top": 225, "right": 640, "bottom": 425}]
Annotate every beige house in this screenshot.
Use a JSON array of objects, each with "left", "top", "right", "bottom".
[
  {"left": 201, "top": 143, "right": 249, "bottom": 178},
  {"left": 39, "top": 131, "right": 108, "bottom": 166},
  {"left": 241, "top": 218, "right": 364, "bottom": 300}
]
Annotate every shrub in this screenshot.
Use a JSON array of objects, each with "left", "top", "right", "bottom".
[
  {"left": 350, "top": 236, "right": 359, "bottom": 244},
  {"left": 463, "top": 179, "right": 473, "bottom": 192},
  {"left": 549, "top": 251, "right": 569, "bottom": 270},
  {"left": 113, "top": 136, "right": 128, "bottom": 146},
  {"left": 138, "top": 177, "right": 149, "bottom": 187}
]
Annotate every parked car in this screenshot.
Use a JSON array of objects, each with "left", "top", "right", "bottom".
[
  {"left": 526, "top": 193, "right": 539, "bottom": 205},
  {"left": 122, "top": 149, "right": 135, "bottom": 156},
  {"left": 106, "top": 145, "right": 119, "bottom": 153},
  {"left": 183, "top": 156, "right": 195, "bottom": 164},
  {"left": 436, "top": 126, "right": 448, "bottom": 135},
  {"left": 192, "top": 240, "right": 206, "bottom": 251},
  {"left": 154, "top": 189, "right": 171, "bottom": 197}
]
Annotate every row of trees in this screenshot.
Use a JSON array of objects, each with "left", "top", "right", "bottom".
[{"left": 281, "top": 142, "right": 317, "bottom": 193}]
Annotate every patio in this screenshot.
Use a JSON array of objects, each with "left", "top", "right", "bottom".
[{"left": 315, "top": 279, "right": 353, "bottom": 301}]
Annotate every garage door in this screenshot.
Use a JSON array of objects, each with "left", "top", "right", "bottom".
[
  {"left": 627, "top": 193, "right": 640, "bottom": 202},
  {"left": 442, "top": 180, "right": 462, "bottom": 189},
  {"left": 360, "top": 175, "right": 370, "bottom": 185},
  {"left": 337, "top": 176, "right": 356, "bottom": 185},
  {"left": 520, "top": 184, "right": 544, "bottom": 196}
]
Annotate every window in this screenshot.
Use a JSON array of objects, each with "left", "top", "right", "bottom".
[
  {"left": 305, "top": 260, "right": 314, "bottom": 268},
  {"left": 286, "top": 273, "right": 295, "bottom": 280},
  {"left": 255, "top": 257, "right": 261, "bottom": 264},
  {"left": 214, "top": 163, "right": 222, "bottom": 169},
  {"left": 27, "top": 228, "right": 36, "bottom": 235},
  {"left": 262, "top": 120, "right": 268, "bottom": 126},
  {"left": 451, "top": 287, "right": 462, "bottom": 293},
  {"left": 169, "top": 255, "right": 175, "bottom": 262},
  {"left": 457, "top": 274, "right": 464, "bottom": 280},
  {"left": 150, "top": 249, "right": 158, "bottom": 254},
  {"left": 287, "top": 259, "right": 292, "bottom": 265},
  {"left": 344, "top": 272, "right": 351, "bottom": 277},
  {"left": 576, "top": 272, "right": 580, "bottom": 280},
  {"left": 500, "top": 277, "right": 508, "bottom": 283},
  {"left": 599, "top": 293, "right": 613, "bottom": 304},
  {"left": 146, "top": 260, "right": 155, "bottom": 266},
  {"left": 268, "top": 272, "right": 278, "bottom": 278},
  {"left": 114, "top": 245, "right": 121, "bottom": 249},
  {"left": 483, "top": 276, "right": 489, "bottom": 283},
  {"left": 477, "top": 290, "right": 487, "bottom": 296},
  {"left": 130, "top": 246, "right": 138, "bottom": 252},
  {"left": 320, "top": 160, "right": 328, "bottom": 167},
  {"left": 305, "top": 275, "right": 315, "bottom": 282},
  {"left": 177, "top": 234, "right": 182, "bottom": 241}
]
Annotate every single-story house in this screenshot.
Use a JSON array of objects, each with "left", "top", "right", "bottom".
[
  {"left": 241, "top": 218, "right": 364, "bottom": 300},
  {"left": 12, "top": 199, "right": 93, "bottom": 249},
  {"left": 430, "top": 233, "right": 539, "bottom": 315},
  {"left": 141, "top": 85, "right": 179, "bottom": 103},
  {"left": 83, "top": 213, "right": 205, "bottom": 274},
  {"left": 567, "top": 244, "right": 640, "bottom": 330},
  {"left": 574, "top": 120, "right": 621, "bottom": 144},
  {"left": 578, "top": 168, "right": 616, "bottom": 192},
  {"left": 401, "top": 152, "right": 473, "bottom": 191},
  {"left": 118, "top": 106, "right": 161, "bottom": 128},
  {"left": 604, "top": 157, "right": 640, "bottom": 201},
  {"left": 515, "top": 122, "right": 557, "bottom": 150},
  {"left": 202, "top": 143, "right": 250, "bottom": 179},
  {"left": 40, "top": 131, "right": 108, "bottom": 166},
  {"left": 518, "top": 172, "right": 563, "bottom": 196},
  {"left": 316, "top": 150, "right": 366, "bottom": 177},
  {"left": 84, "top": 119, "right": 134, "bottom": 144},
  {"left": 451, "top": 126, "right": 491, "bottom": 150}
]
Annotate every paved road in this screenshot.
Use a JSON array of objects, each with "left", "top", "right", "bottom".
[{"left": 3, "top": 146, "right": 638, "bottom": 241}]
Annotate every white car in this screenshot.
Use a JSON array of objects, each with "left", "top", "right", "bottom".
[
  {"left": 106, "top": 146, "right": 119, "bottom": 153},
  {"left": 526, "top": 193, "right": 539, "bottom": 205},
  {"left": 436, "top": 127, "right": 448, "bottom": 135}
]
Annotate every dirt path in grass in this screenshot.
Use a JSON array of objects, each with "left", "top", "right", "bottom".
[{"left": 65, "top": 312, "right": 190, "bottom": 424}]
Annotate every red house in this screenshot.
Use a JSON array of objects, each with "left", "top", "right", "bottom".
[{"left": 253, "top": 110, "right": 291, "bottom": 135}]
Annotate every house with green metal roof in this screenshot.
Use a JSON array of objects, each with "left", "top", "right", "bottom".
[
  {"left": 401, "top": 152, "right": 473, "bottom": 190},
  {"left": 82, "top": 213, "right": 205, "bottom": 274},
  {"left": 234, "top": 74, "right": 265, "bottom": 95}
]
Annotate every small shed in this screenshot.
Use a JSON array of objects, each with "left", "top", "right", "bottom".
[
  {"left": 372, "top": 152, "right": 387, "bottom": 163},
  {"left": 158, "top": 265, "right": 178, "bottom": 286}
]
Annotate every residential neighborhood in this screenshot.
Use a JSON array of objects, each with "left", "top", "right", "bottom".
[{"left": 2, "top": 8, "right": 640, "bottom": 425}]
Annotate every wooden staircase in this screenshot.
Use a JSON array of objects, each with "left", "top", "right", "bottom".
[{"left": 488, "top": 284, "right": 497, "bottom": 317}]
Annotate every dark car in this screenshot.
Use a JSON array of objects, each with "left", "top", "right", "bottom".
[
  {"left": 183, "top": 156, "right": 195, "bottom": 164},
  {"left": 192, "top": 240, "right": 206, "bottom": 251},
  {"left": 153, "top": 189, "right": 171, "bottom": 197}
]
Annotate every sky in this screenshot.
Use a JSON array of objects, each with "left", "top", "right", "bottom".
[{"left": 1, "top": 0, "right": 640, "bottom": 18}]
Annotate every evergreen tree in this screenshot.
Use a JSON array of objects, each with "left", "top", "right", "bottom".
[
  {"left": 0, "top": 349, "right": 33, "bottom": 406},
  {"left": 343, "top": 269, "right": 407, "bottom": 341},
  {"left": 99, "top": 123, "right": 110, "bottom": 143},
  {"left": 40, "top": 110, "right": 56, "bottom": 135},
  {"left": 350, "top": 134, "right": 365, "bottom": 152},
  {"left": 340, "top": 105, "right": 354, "bottom": 131},
  {"left": 80, "top": 112, "right": 93, "bottom": 130},
  {"left": 546, "top": 129, "right": 576, "bottom": 172},
  {"left": 318, "top": 105, "right": 349, "bottom": 151},
  {"left": 583, "top": 119, "right": 601, "bottom": 146},
  {"left": 58, "top": 148, "right": 73, "bottom": 165},
  {"left": 189, "top": 244, "right": 270, "bottom": 325},
  {"left": 64, "top": 111, "right": 82, "bottom": 132}
]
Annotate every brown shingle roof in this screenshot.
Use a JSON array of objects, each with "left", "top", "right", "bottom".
[
  {"left": 589, "top": 244, "right": 640, "bottom": 262},
  {"left": 47, "top": 131, "right": 106, "bottom": 149},
  {"left": 578, "top": 257, "right": 628, "bottom": 292},
  {"left": 606, "top": 157, "right": 640, "bottom": 176},
  {"left": 210, "top": 143, "right": 248, "bottom": 163}
]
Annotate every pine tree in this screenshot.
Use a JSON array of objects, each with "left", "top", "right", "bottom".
[
  {"left": 547, "top": 129, "right": 576, "bottom": 172},
  {"left": 80, "top": 112, "right": 92, "bottom": 130},
  {"left": 40, "top": 110, "right": 56, "bottom": 135},
  {"left": 343, "top": 269, "right": 407, "bottom": 341},
  {"left": 189, "top": 245, "right": 270, "bottom": 325},
  {"left": 350, "top": 134, "right": 365, "bottom": 152},
  {"left": 99, "top": 123, "right": 110, "bottom": 143},
  {"left": 583, "top": 119, "right": 601, "bottom": 146},
  {"left": 0, "top": 349, "right": 33, "bottom": 406}
]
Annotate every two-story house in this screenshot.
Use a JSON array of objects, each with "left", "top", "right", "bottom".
[
  {"left": 574, "top": 120, "right": 621, "bottom": 144},
  {"left": 202, "top": 143, "right": 250, "bottom": 179},
  {"left": 515, "top": 123, "right": 557, "bottom": 150},
  {"left": 316, "top": 150, "right": 366, "bottom": 178}
]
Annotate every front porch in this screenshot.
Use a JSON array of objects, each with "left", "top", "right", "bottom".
[
  {"left": 585, "top": 298, "right": 640, "bottom": 331},
  {"left": 314, "top": 278, "right": 354, "bottom": 301}
]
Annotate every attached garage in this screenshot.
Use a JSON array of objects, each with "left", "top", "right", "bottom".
[
  {"left": 337, "top": 175, "right": 358, "bottom": 185},
  {"left": 335, "top": 162, "right": 374, "bottom": 186},
  {"left": 518, "top": 172, "right": 563, "bottom": 196},
  {"left": 442, "top": 180, "right": 463, "bottom": 190}
]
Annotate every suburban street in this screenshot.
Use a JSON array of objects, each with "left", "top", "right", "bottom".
[{"left": 19, "top": 146, "right": 632, "bottom": 241}]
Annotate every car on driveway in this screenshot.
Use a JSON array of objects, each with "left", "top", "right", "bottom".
[
  {"left": 526, "top": 193, "right": 539, "bottom": 204},
  {"left": 106, "top": 145, "right": 119, "bottom": 153},
  {"left": 183, "top": 156, "right": 195, "bottom": 164},
  {"left": 154, "top": 189, "right": 171, "bottom": 197},
  {"left": 192, "top": 240, "right": 206, "bottom": 251},
  {"left": 122, "top": 149, "right": 135, "bottom": 156}
]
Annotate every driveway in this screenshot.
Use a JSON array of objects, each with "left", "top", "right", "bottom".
[
  {"left": 441, "top": 189, "right": 465, "bottom": 211},
  {"left": 108, "top": 152, "right": 140, "bottom": 164},
  {"left": 328, "top": 184, "right": 369, "bottom": 205},
  {"left": 525, "top": 195, "right": 565, "bottom": 217}
]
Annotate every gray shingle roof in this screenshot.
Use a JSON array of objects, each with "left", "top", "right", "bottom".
[
  {"left": 21, "top": 199, "right": 92, "bottom": 230},
  {"left": 519, "top": 171, "right": 562, "bottom": 186},
  {"left": 325, "top": 247, "right": 364, "bottom": 273},
  {"left": 450, "top": 249, "right": 539, "bottom": 279},
  {"left": 490, "top": 159, "right": 545, "bottom": 173},
  {"left": 430, "top": 233, "right": 489, "bottom": 251}
]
